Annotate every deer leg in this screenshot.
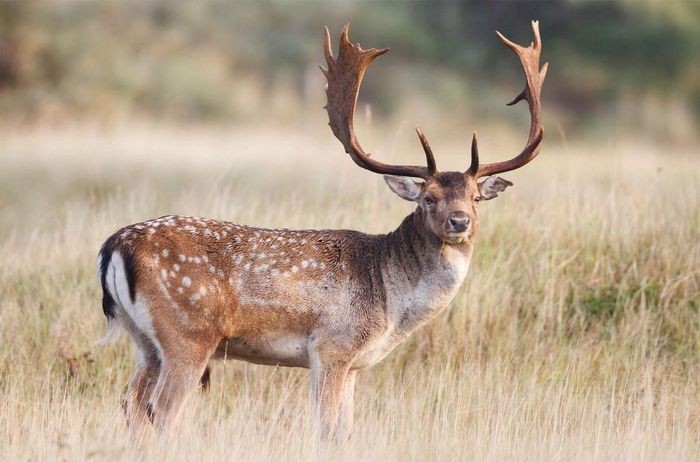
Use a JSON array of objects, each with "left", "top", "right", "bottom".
[
  {"left": 336, "top": 369, "right": 357, "bottom": 441},
  {"left": 310, "top": 355, "right": 351, "bottom": 442},
  {"left": 200, "top": 365, "right": 211, "bottom": 392},
  {"left": 124, "top": 349, "right": 160, "bottom": 442},
  {"left": 148, "top": 341, "right": 215, "bottom": 435},
  {"left": 119, "top": 314, "right": 162, "bottom": 442}
]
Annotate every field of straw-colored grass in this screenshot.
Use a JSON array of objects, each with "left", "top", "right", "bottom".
[{"left": 0, "top": 123, "right": 698, "bottom": 461}]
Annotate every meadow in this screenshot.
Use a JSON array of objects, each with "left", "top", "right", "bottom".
[{"left": 0, "top": 122, "right": 698, "bottom": 461}]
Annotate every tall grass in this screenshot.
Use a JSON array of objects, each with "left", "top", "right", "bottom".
[{"left": 0, "top": 124, "right": 698, "bottom": 460}]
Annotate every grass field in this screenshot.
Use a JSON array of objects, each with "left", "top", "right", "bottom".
[{"left": 0, "top": 124, "right": 698, "bottom": 460}]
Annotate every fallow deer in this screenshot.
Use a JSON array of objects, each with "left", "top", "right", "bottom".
[{"left": 97, "top": 21, "right": 547, "bottom": 441}]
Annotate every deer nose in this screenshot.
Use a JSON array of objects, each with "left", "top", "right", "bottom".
[{"left": 448, "top": 212, "right": 470, "bottom": 232}]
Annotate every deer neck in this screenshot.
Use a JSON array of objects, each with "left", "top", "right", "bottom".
[{"left": 380, "top": 208, "right": 473, "bottom": 335}]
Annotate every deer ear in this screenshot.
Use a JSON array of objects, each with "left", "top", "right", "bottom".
[
  {"left": 478, "top": 176, "right": 513, "bottom": 200},
  {"left": 384, "top": 175, "right": 423, "bottom": 201}
]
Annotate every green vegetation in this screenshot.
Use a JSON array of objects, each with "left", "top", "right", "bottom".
[{"left": 1, "top": 1, "right": 699, "bottom": 139}]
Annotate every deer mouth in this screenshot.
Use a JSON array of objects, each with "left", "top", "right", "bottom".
[{"left": 443, "top": 232, "right": 468, "bottom": 245}]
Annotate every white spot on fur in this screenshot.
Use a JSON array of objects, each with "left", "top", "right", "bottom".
[
  {"left": 199, "top": 286, "right": 207, "bottom": 296},
  {"left": 179, "top": 254, "right": 186, "bottom": 262},
  {"left": 182, "top": 276, "right": 192, "bottom": 287},
  {"left": 291, "top": 266, "right": 299, "bottom": 273}
]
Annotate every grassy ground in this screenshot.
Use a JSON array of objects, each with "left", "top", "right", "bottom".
[{"left": 0, "top": 124, "right": 698, "bottom": 460}]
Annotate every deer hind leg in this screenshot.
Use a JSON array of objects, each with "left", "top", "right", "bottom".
[
  {"left": 200, "top": 365, "right": 211, "bottom": 392},
  {"left": 123, "top": 339, "right": 161, "bottom": 441},
  {"left": 117, "top": 309, "right": 162, "bottom": 441},
  {"left": 148, "top": 337, "right": 217, "bottom": 435}
]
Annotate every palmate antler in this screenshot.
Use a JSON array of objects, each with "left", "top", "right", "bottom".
[
  {"left": 468, "top": 21, "right": 548, "bottom": 178},
  {"left": 321, "top": 23, "right": 437, "bottom": 180},
  {"left": 322, "top": 21, "right": 547, "bottom": 181}
]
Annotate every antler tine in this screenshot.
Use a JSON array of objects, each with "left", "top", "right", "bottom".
[
  {"left": 322, "top": 23, "right": 437, "bottom": 180},
  {"left": 415, "top": 125, "right": 437, "bottom": 176},
  {"left": 472, "top": 20, "right": 548, "bottom": 179},
  {"left": 466, "top": 131, "right": 479, "bottom": 175},
  {"left": 322, "top": 27, "right": 334, "bottom": 73}
]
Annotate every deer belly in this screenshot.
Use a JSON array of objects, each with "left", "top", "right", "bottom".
[{"left": 214, "top": 334, "right": 309, "bottom": 367}]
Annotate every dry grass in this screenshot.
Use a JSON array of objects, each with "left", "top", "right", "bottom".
[{"left": 0, "top": 123, "right": 698, "bottom": 461}]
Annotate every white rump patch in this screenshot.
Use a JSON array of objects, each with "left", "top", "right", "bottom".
[{"left": 105, "top": 251, "right": 158, "bottom": 342}]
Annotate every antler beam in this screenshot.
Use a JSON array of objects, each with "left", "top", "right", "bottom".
[
  {"left": 322, "top": 23, "right": 437, "bottom": 179},
  {"left": 469, "top": 20, "right": 548, "bottom": 178}
]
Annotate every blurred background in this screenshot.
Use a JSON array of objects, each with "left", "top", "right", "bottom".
[
  {"left": 2, "top": 3, "right": 699, "bottom": 459},
  {"left": 1, "top": 0, "right": 698, "bottom": 143}
]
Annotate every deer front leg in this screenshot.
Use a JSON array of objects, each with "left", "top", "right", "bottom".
[
  {"left": 336, "top": 369, "right": 357, "bottom": 441},
  {"left": 309, "top": 347, "right": 351, "bottom": 442}
]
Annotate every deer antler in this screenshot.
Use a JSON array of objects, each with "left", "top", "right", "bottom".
[
  {"left": 322, "top": 23, "right": 437, "bottom": 180},
  {"left": 468, "top": 20, "right": 548, "bottom": 178}
]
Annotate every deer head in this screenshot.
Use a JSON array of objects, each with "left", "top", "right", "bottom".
[{"left": 322, "top": 22, "right": 547, "bottom": 245}]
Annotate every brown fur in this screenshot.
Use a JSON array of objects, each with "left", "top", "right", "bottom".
[
  {"left": 100, "top": 173, "right": 489, "bottom": 441},
  {"left": 99, "top": 20, "right": 547, "bottom": 442}
]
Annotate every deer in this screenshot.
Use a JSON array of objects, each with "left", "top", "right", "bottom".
[{"left": 97, "top": 21, "right": 547, "bottom": 442}]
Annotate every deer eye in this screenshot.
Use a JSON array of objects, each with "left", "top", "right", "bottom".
[
  {"left": 424, "top": 196, "right": 434, "bottom": 205},
  {"left": 474, "top": 196, "right": 482, "bottom": 203}
]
